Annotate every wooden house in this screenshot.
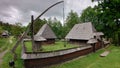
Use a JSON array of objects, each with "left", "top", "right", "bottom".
[
  {"left": 34, "top": 24, "right": 57, "bottom": 45},
  {"left": 1, "top": 30, "right": 9, "bottom": 38},
  {"left": 65, "top": 22, "right": 104, "bottom": 47}
]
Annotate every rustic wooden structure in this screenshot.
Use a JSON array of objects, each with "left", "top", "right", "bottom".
[
  {"left": 34, "top": 24, "right": 57, "bottom": 45},
  {"left": 65, "top": 22, "right": 104, "bottom": 47},
  {"left": 11, "top": 1, "right": 63, "bottom": 60},
  {"left": 34, "top": 36, "right": 46, "bottom": 51},
  {"left": 1, "top": 30, "right": 9, "bottom": 38},
  {"left": 22, "top": 45, "right": 92, "bottom": 68},
  {"left": 87, "top": 38, "right": 98, "bottom": 52},
  {"left": 21, "top": 42, "right": 104, "bottom": 68},
  {"left": 100, "top": 51, "right": 110, "bottom": 57}
]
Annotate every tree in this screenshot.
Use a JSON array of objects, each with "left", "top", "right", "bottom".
[
  {"left": 11, "top": 23, "right": 24, "bottom": 38},
  {"left": 65, "top": 10, "right": 80, "bottom": 29},
  {"left": 33, "top": 19, "right": 46, "bottom": 34},
  {"left": 80, "top": 6, "right": 101, "bottom": 29},
  {"left": 47, "top": 17, "right": 63, "bottom": 39},
  {"left": 63, "top": 10, "right": 80, "bottom": 37},
  {"left": 91, "top": 0, "right": 120, "bottom": 45}
]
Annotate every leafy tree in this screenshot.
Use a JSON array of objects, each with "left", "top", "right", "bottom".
[
  {"left": 65, "top": 10, "right": 80, "bottom": 30},
  {"left": 63, "top": 10, "right": 80, "bottom": 37},
  {"left": 91, "top": 0, "right": 120, "bottom": 45},
  {"left": 11, "top": 23, "right": 24, "bottom": 38},
  {"left": 80, "top": 7, "right": 100, "bottom": 29},
  {"left": 32, "top": 19, "right": 46, "bottom": 34},
  {"left": 47, "top": 17, "right": 63, "bottom": 39}
]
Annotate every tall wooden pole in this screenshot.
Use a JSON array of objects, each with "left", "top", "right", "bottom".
[
  {"left": 11, "top": 1, "right": 64, "bottom": 60},
  {"left": 31, "top": 15, "right": 35, "bottom": 51}
]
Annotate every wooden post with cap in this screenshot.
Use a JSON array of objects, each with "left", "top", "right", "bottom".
[{"left": 31, "top": 15, "right": 35, "bottom": 51}]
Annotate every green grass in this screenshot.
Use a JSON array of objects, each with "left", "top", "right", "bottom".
[
  {"left": 0, "top": 38, "right": 6, "bottom": 48},
  {"left": 1, "top": 45, "right": 24, "bottom": 68},
  {"left": 25, "top": 41, "right": 78, "bottom": 52},
  {"left": 24, "top": 41, "right": 32, "bottom": 52},
  {"left": 1, "top": 37, "right": 120, "bottom": 68},
  {"left": 0, "top": 38, "right": 10, "bottom": 52},
  {"left": 1, "top": 37, "right": 24, "bottom": 68},
  {"left": 50, "top": 45, "right": 120, "bottom": 68},
  {"left": 42, "top": 42, "right": 78, "bottom": 52}
]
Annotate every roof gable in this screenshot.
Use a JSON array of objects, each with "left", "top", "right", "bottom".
[
  {"left": 35, "top": 24, "right": 57, "bottom": 39},
  {"left": 65, "top": 22, "right": 96, "bottom": 40}
]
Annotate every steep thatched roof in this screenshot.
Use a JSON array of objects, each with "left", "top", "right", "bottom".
[
  {"left": 34, "top": 24, "right": 57, "bottom": 39},
  {"left": 65, "top": 22, "right": 103, "bottom": 40}
]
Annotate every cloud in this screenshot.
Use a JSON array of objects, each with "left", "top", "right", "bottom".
[
  {"left": 0, "top": 6, "right": 23, "bottom": 24},
  {"left": 0, "top": 0, "right": 97, "bottom": 26},
  {"left": 65, "top": 0, "right": 97, "bottom": 16}
]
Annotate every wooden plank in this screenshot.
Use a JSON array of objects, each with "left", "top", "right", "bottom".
[{"left": 100, "top": 51, "right": 110, "bottom": 57}]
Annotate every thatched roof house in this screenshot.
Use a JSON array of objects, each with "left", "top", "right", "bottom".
[
  {"left": 1, "top": 30, "right": 9, "bottom": 38},
  {"left": 34, "top": 24, "right": 57, "bottom": 44},
  {"left": 65, "top": 22, "right": 104, "bottom": 46}
]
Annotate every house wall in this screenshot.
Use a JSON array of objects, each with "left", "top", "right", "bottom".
[
  {"left": 95, "top": 41, "right": 102, "bottom": 50},
  {"left": 34, "top": 41, "right": 42, "bottom": 51},
  {"left": 41, "top": 39, "right": 55, "bottom": 45},
  {"left": 69, "top": 39, "right": 103, "bottom": 50},
  {"left": 69, "top": 39, "right": 88, "bottom": 46}
]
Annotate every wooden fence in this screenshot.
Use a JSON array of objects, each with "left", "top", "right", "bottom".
[{"left": 21, "top": 40, "right": 103, "bottom": 68}]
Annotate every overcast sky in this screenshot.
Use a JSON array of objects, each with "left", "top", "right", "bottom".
[{"left": 0, "top": 0, "right": 97, "bottom": 26}]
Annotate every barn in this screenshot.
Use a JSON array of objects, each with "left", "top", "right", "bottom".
[
  {"left": 34, "top": 24, "right": 57, "bottom": 45},
  {"left": 65, "top": 22, "right": 104, "bottom": 47}
]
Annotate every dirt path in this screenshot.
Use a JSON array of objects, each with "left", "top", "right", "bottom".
[{"left": 0, "top": 49, "right": 8, "bottom": 65}]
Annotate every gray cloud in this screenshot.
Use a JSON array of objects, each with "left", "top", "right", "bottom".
[{"left": 0, "top": 0, "right": 97, "bottom": 26}]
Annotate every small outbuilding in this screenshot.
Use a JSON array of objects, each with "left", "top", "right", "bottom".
[
  {"left": 33, "top": 35, "right": 46, "bottom": 51},
  {"left": 34, "top": 24, "right": 57, "bottom": 45},
  {"left": 1, "top": 30, "right": 9, "bottom": 38},
  {"left": 65, "top": 22, "right": 104, "bottom": 47}
]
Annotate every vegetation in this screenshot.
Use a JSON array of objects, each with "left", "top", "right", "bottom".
[
  {"left": 28, "top": 0, "right": 120, "bottom": 45},
  {"left": 0, "top": 0, "right": 120, "bottom": 44},
  {"left": 48, "top": 18, "right": 64, "bottom": 39},
  {"left": 25, "top": 41, "right": 78, "bottom": 52},
  {"left": 63, "top": 0, "right": 119, "bottom": 46},
  {"left": 0, "top": 21, "right": 25, "bottom": 38},
  {"left": 1, "top": 38, "right": 120, "bottom": 68},
  {"left": 0, "top": 37, "right": 13, "bottom": 52},
  {"left": 1, "top": 37, "right": 24, "bottom": 68},
  {"left": 50, "top": 45, "right": 120, "bottom": 68},
  {"left": 0, "top": 0, "right": 120, "bottom": 68}
]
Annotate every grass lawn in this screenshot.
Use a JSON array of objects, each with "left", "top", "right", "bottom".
[
  {"left": 25, "top": 41, "right": 78, "bottom": 52},
  {"left": 0, "top": 37, "right": 11, "bottom": 52},
  {"left": 1, "top": 37, "right": 120, "bottom": 68},
  {"left": 50, "top": 45, "right": 120, "bottom": 68},
  {"left": 1, "top": 37, "right": 24, "bottom": 68}
]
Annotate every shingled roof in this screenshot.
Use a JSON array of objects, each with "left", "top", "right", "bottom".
[
  {"left": 34, "top": 24, "right": 57, "bottom": 39},
  {"left": 65, "top": 22, "right": 103, "bottom": 40}
]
